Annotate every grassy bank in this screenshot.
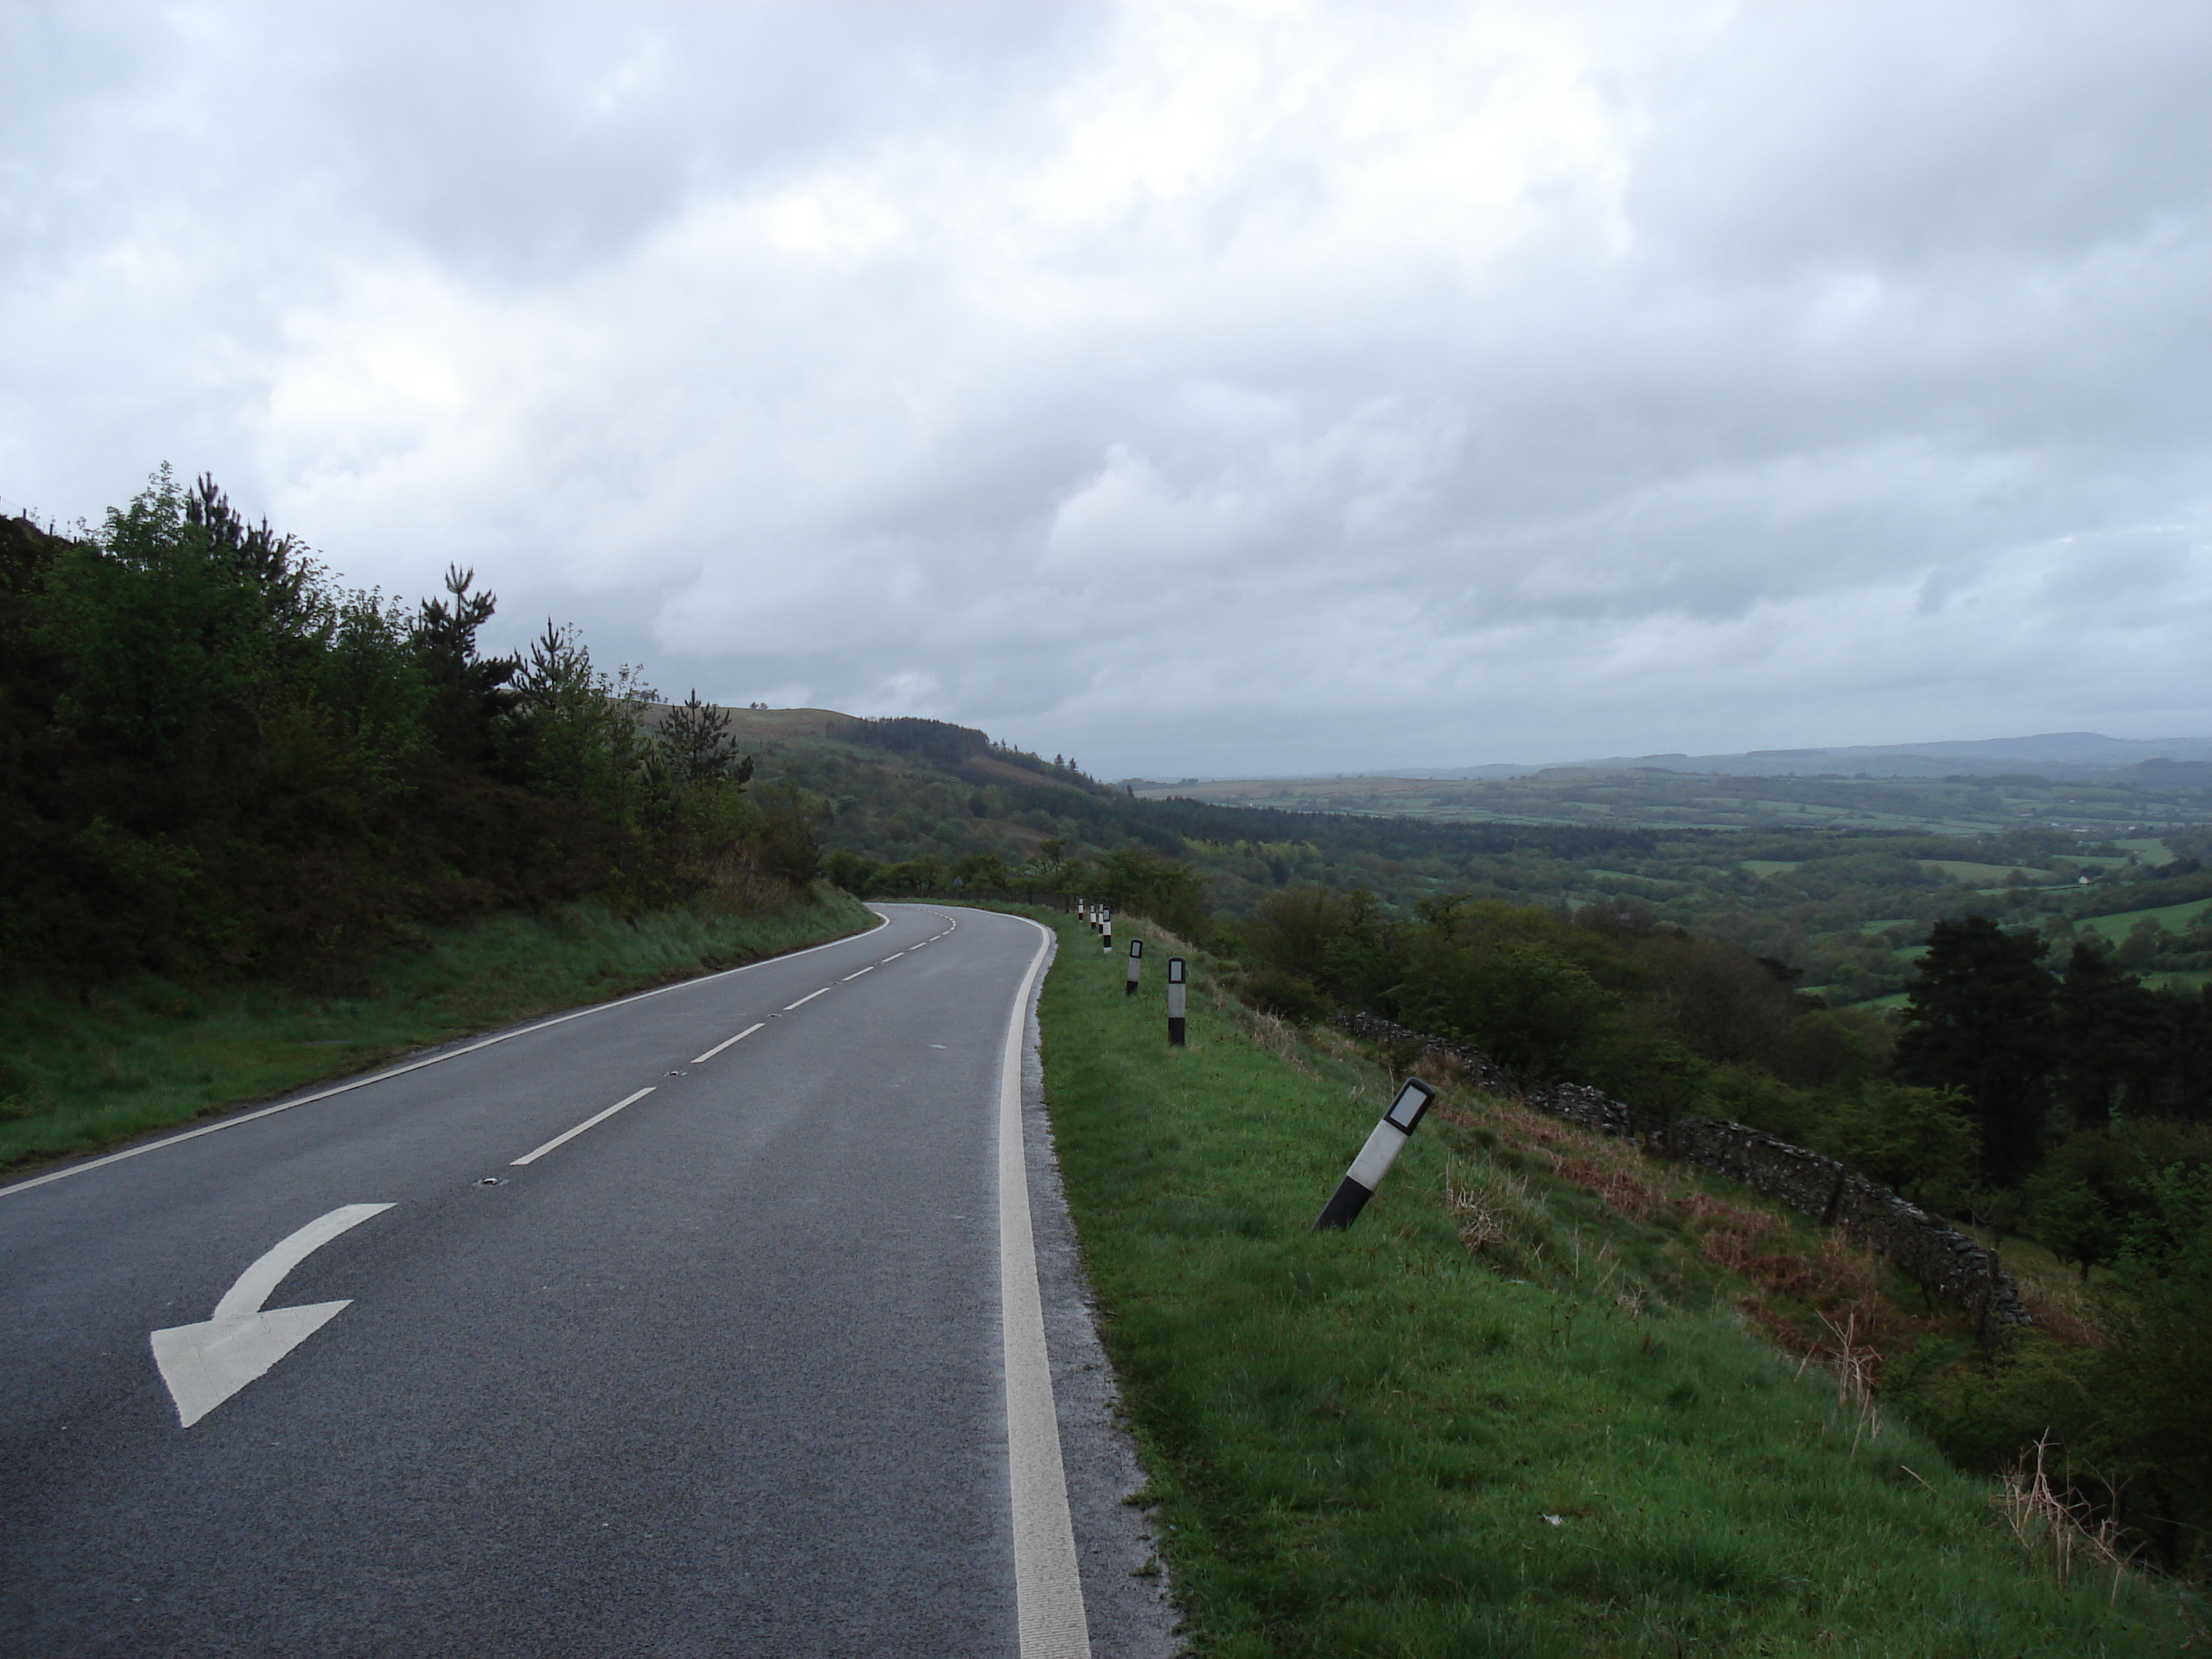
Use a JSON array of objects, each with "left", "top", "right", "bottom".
[
  {"left": 0, "top": 884, "right": 874, "bottom": 1170},
  {"left": 1030, "top": 909, "right": 2188, "bottom": 1656}
]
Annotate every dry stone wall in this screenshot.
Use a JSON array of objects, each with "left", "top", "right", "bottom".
[{"left": 1334, "top": 1009, "right": 2031, "bottom": 1343}]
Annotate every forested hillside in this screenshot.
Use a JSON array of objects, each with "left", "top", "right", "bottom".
[{"left": 701, "top": 703, "right": 2212, "bottom": 1005}]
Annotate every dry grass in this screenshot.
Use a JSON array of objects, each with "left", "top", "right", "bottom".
[
  {"left": 2004, "top": 1256, "right": 2104, "bottom": 1346},
  {"left": 1430, "top": 1072, "right": 1951, "bottom": 1396},
  {"left": 1995, "top": 1435, "right": 2137, "bottom": 1599}
]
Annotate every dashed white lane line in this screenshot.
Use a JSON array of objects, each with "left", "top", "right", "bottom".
[
  {"left": 512, "top": 1087, "right": 657, "bottom": 1166},
  {"left": 782, "top": 987, "right": 831, "bottom": 1011},
  {"left": 840, "top": 966, "right": 876, "bottom": 982},
  {"left": 691, "top": 1024, "right": 764, "bottom": 1065},
  {"left": 882, "top": 952, "right": 906, "bottom": 961}
]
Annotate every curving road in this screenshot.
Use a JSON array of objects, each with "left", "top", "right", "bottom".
[{"left": 0, "top": 904, "right": 1153, "bottom": 1657}]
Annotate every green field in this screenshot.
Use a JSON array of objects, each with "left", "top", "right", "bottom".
[
  {"left": 1031, "top": 907, "right": 2183, "bottom": 1655},
  {"left": 2077, "top": 895, "right": 2212, "bottom": 940},
  {"left": 2144, "top": 968, "right": 2212, "bottom": 994},
  {"left": 1921, "top": 859, "right": 2046, "bottom": 883},
  {"left": 2115, "top": 837, "right": 2177, "bottom": 865}
]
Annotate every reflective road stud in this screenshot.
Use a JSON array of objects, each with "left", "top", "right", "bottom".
[
  {"left": 1126, "top": 938, "right": 1143, "bottom": 996},
  {"left": 1166, "top": 957, "right": 1186, "bottom": 1046},
  {"left": 1312, "top": 1079, "right": 1437, "bottom": 1231}
]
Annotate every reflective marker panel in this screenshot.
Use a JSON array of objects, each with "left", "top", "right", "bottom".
[
  {"left": 1384, "top": 1078, "right": 1436, "bottom": 1133},
  {"left": 1166, "top": 958, "right": 1185, "bottom": 984}
]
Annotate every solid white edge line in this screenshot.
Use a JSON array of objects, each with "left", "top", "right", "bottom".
[
  {"left": 782, "top": 987, "right": 830, "bottom": 1010},
  {"left": 996, "top": 914, "right": 1091, "bottom": 1659},
  {"left": 511, "top": 1086, "right": 657, "bottom": 1166},
  {"left": 0, "top": 911, "right": 895, "bottom": 1202},
  {"left": 840, "top": 965, "right": 875, "bottom": 981},
  {"left": 691, "top": 1023, "right": 765, "bottom": 1065}
]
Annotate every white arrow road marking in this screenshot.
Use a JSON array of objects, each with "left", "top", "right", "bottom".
[{"left": 149, "top": 1203, "right": 393, "bottom": 1429}]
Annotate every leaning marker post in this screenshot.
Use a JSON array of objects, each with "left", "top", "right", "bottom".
[
  {"left": 1166, "top": 957, "right": 1186, "bottom": 1046},
  {"left": 1312, "top": 1079, "right": 1437, "bottom": 1231},
  {"left": 1125, "top": 937, "right": 1143, "bottom": 996}
]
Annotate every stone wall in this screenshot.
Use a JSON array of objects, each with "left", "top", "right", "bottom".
[{"left": 1334, "top": 1009, "right": 2030, "bottom": 1342}]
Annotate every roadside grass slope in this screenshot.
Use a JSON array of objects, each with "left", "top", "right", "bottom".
[
  {"left": 0, "top": 885, "right": 873, "bottom": 1170},
  {"left": 1029, "top": 908, "right": 2187, "bottom": 1656}
]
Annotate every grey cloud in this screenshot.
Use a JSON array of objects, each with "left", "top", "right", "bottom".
[{"left": 4, "top": 1, "right": 2209, "bottom": 777}]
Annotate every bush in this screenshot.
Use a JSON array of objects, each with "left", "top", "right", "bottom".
[{"left": 1241, "top": 966, "right": 1329, "bottom": 1025}]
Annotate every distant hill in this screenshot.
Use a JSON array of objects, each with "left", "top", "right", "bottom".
[{"left": 1343, "top": 731, "right": 2212, "bottom": 785}]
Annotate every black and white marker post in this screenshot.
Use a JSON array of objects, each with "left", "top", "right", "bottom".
[
  {"left": 1101, "top": 910, "right": 1113, "bottom": 953},
  {"left": 1311, "top": 1079, "right": 1437, "bottom": 1231},
  {"left": 1126, "top": 937, "right": 1143, "bottom": 995},
  {"left": 1166, "top": 956, "right": 1187, "bottom": 1046}
]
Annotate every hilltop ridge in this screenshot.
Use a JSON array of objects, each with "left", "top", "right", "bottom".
[{"left": 1150, "top": 730, "right": 2212, "bottom": 788}]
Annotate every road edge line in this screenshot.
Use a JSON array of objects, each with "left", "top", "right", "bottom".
[{"left": 997, "top": 914, "right": 1092, "bottom": 1659}]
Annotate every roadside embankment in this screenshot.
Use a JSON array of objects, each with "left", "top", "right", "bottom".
[
  {"left": 1031, "top": 910, "right": 2184, "bottom": 1657},
  {"left": 0, "top": 884, "right": 874, "bottom": 1171},
  {"left": 1333, "top": 1009, "right": 2032, "bottom": 1343}
]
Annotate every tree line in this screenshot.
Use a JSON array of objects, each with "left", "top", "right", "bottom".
[{"left": 0, "top": 470, "right": 816, "bottom": 991}]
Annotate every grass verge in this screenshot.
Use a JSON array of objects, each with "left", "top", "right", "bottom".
[
  {"left": 0, "top": 883, "right": 874, "bottom": 1170},
  {"left": 1030, "top": 909, "right": 2188, "bottom": 1656}
]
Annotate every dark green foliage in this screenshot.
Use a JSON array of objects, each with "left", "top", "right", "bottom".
[
  {"left": 2053, "top": 943, "right": 2179, "bottom": 1129},
  {"left": 1896, "top": 918, "right": 2059, "bottom": 1178},
  {"left": 1239, "top": 965, "right": 1328, "bottom": 1024},
  {"left": 411, "top": 565, "right": 521, "bottom": 769},
  {"left": 838, "top": 715, "right": 991, "bottom": 766},
  {"left": 1813, "top": 1082, "right": 1979, "bottom": 1209},
  {"left": 0, "top": 470, "right": 801, "bottom": 991},
  {"left": 2019, "top": 1119, "right": 2212, "bottom": 1276},
  {"left": 751, "top": 783, "right": 822, "bottom": 886},
  {"left": 1899, "top": 1187, "right": 2212, "bottom": 1575},
  {"left": 1088, "top": 846, "right": 1208, "bottom": 936},
  {"left": 655, "top": 690, "right": 755, "bottom": 794},
  {"left": 1396, "top": 904, "right": 1623, "bottom": 1080},
  {"left": 1894, "top": 921, "right": 2212, "bottom": 1182}
]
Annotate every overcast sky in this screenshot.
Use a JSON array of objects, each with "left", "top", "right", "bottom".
[{"left": 5, "top": 2, "right": 2209, "bottom": 777}]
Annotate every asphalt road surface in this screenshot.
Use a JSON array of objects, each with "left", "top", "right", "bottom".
[{"left": 0, "top": 903, "right": 1156, "bottom": 1657}]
